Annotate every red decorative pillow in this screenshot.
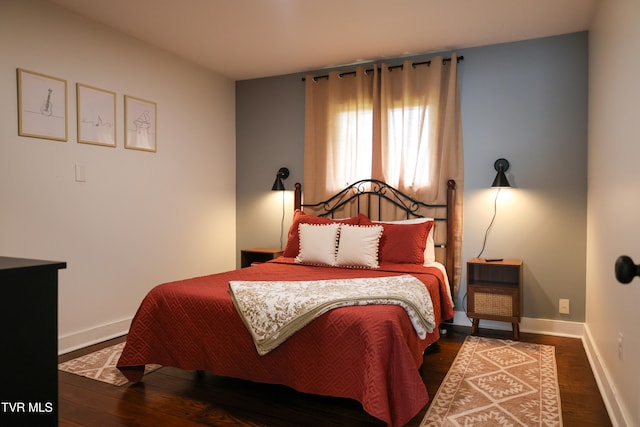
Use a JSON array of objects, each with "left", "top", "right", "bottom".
[
  {"left": 283, "top": 210, "right": 367, "bottom": 257},
  {"left": 378, "top": 221, "right": 434, "bottom": 264}
]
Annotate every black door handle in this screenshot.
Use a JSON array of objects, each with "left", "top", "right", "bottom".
[{"left": 615, "top": 255, "right": 640, "bottom": 284}]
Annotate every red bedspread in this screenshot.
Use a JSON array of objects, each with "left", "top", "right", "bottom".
[{"left": 117, "top": 258, "right": 454, "bottom": 427}]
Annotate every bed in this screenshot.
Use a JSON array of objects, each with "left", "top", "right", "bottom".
[{"left": 117, "top": 179, "right": 457, "bottom": 427}]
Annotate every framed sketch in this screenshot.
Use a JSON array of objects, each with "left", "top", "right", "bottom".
[
  {"left": 125, "top": 95, "right": 157, "bottom": 152},
  {"left": 17, "top": 68, "right": 68, "bottom": 141},
  {"left": 77, "top": 83, "right": 116, "bottom": 147}
]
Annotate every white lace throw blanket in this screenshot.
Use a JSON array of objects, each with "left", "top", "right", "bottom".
[{"left": 229, "top": 274, "right": 435, "bottom": 356}]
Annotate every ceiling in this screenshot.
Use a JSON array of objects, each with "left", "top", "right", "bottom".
[{"left": 48, "top": 0, "right": 598, "bottom": 81}]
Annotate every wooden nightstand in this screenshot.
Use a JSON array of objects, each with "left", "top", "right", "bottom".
[
  {"left": 240, "top": 247, "right": 284, "bottom": 268},
  {"left": 466, "top": 258, "right": 523, "bottom": 339}
]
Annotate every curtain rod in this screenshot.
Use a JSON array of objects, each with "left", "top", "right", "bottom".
[{"left": 302, "top": 55, "right": 464, "bottom": 82}]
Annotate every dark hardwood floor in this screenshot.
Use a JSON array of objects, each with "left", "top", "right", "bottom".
[{"left": 58, "top": 326, "right": 612, "bottom": 426}]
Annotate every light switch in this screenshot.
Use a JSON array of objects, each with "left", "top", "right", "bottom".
[{"left": 75, "top": 163, "right": 86, "bottom": 182}]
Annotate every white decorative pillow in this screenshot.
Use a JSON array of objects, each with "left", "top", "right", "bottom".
[
  {"left": 336, "top": 224, "right": 384, "bottom": 268},
  {"left": 295, "top": 222, "right": 340, "bottom": 266},
  {"left": 374, "top": 218, "right": 435, "bottom": 264}
]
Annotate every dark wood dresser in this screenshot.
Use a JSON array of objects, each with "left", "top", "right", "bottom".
[{"left": 0, "top": 257, "right": 66, "bottom": 426}]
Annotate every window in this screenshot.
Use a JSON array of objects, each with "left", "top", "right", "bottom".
[
  {"left": 304, "top": 56, "right": 462, "bottom": 200},
  {"left": 385, "top": 105, "right": 431, "bottom": 188},
  {"left": 332, "top": 108, "right": 373, "bottom": 187}
]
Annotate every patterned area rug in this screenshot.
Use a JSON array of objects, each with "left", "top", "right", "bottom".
[
  {"left": 421, "top": 336, "right": 562, "bottom": 426},
  {"left": 58, "top": 342, "right": 161, "bottom": 386}
]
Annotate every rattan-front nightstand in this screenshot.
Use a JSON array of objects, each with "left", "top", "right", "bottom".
[{"left": 466, "top": 258, "right": 523, "bottom": 339}]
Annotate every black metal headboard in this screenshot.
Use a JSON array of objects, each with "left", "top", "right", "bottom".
[{"left": 293, "top": 179, "right": 457, "bottom": 286}]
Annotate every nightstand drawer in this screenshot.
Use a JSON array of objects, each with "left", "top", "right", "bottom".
[{"left": 468, "top": 284, "right": 519, "bottom": 318}]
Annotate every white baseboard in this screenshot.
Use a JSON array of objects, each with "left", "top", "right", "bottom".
[
  {"left": 58, "top": 317, "right": 132, "bottom": 355},
  {"left": 451, "top": 310, "right": 584, "bottom": 337},
  {"left": 582, "top": 324, "right": 630, "bottom": 427}
]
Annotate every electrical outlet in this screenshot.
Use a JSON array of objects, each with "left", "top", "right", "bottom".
[
  {"left": 618, "top": 333, "right": 624, "bottom": 359},
  {"left": 559, "top": 298, "right": 570, "bottom": 315}
]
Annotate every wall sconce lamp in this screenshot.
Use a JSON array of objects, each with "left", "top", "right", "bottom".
[
  {"left": 491, "top": 158, "right": 511, "bottom": 188},
  {"left": 477, "top": 158, "right": 512, "bottom": 260},
  {"left": 271, "top": 167, "right": 290, "bottom": 191},
  {"left": 271, "top": 167, "right": 290, "bottom": 248}
]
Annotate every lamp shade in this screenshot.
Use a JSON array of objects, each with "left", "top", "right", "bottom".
[
  {"left": 491, "top": 158, "right": 511, "bottom": 188},
  {"left": 272, "top": 176, "right": 285, "bottom": 191},
  {"left": 271, "top": 167, "right": 289, "bottom": 191}
]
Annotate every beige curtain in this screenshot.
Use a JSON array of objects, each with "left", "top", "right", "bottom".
[
  {"left": 304, "top": 66, "right": 379, "bottom": 218},
  {"left": 379, "top": 55, "right": 464, "bottom": 295},
  {"left": 303, "top": 55, "right": 463, "bottom": 295}
]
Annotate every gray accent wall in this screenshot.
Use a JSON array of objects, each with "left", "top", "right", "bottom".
[
  {"left": 236, "top": 32, "right": 588, "bottom": 322},
  {"left": 236, "top": 74, "right": 305, "bottom": 257}
]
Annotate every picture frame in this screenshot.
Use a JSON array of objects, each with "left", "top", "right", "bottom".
[
  {"left": 125, "top": 95, "right": 157, "bottom": 152},
  {"left": 17, "top": 68, "right": 68, "bottom": 141},
  {"left": 77, "top": 83, "right": 116, "bottom": 147}
]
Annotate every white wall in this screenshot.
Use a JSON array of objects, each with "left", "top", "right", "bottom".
[
  {"left": 0, "top": 0, "right": 237, "bottom": 353},
  {"left": 588, "top": 0, "right": 640, "bottom": 425}
]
